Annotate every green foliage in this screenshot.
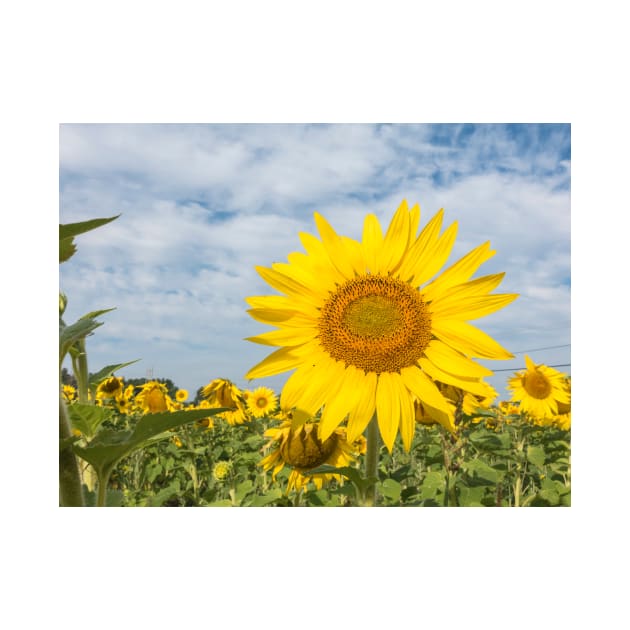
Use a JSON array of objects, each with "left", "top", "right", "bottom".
[{"left": 59, "top": 215, "right": 119, "bottom": 263}]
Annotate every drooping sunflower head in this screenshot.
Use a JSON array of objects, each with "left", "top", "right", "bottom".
[
  {"left": 245, "top": 386, "right": 278, "bottom": 418},
  {"left": 508, "top": 356, "right": 570, "bottom": 420},
  {"left": 96, "top": 376, "right": 124, "bottom": 400},
  {"left": 201, "top": 378, "right": 243, "bottom": 408},
  {"left": 135, "top": 381, "right": 174, "bottom": 414},
  {"left": 260, "top": 420, "right": 364, "bottom": 493},
  {"left": 246, "top": 200, "right": 517, "bottom": 453}
]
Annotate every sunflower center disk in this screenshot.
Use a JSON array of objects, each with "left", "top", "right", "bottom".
[
  {"left": 523, "top": 372, "right": 552, "bottom": 399},
  {"left": 318, "top": 275, "right": 432, "bottom": 373}
]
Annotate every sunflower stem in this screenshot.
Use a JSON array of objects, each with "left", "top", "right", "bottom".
[
  {"left": 363, "top": 415, "right": 380, "bottom": 506},
  {"left": 59, "top": 393, "right": 85, "bottom": 506}
]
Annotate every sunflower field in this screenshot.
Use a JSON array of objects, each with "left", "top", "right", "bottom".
[{"left": 59, "top": 203, "right": 570, "bottom": 507}]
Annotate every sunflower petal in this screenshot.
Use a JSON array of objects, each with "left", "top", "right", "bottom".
[
  {"left": 423, "top": 339, "right": 493, "bottom": 377},
  {"left": 378, "top": 199, "right": 411, "bottom": 273},
  {"left": 362, "top": 213, "right": 384, "bottom": 274},
  {"left": 319, "top": 365, "right": 364, "bottom": 442},
  {"left": 376, "top": 372, "right": 400, "bottom": 452},
  {"left": 400, "top": 365, "right": 453, "bottom": 418},
  {"left": 245, "top": 342, "right": 318, "bottom": 379},
  {"left": 390, "top": 372, "right": 415, "bottom": 452},
  {"left": 314, "top": 212, "right": 356, "bottom": 278},
  {"left": 432, "top": 319, "right": 514, "bottom": 359},
  {"left": 346, "top": 370, "right": 377, "bottom": 443},
  {"left": 422, "top": 241, "right": 496, "bottom": 298}
]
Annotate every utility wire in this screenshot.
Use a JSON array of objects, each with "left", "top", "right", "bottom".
[
  {"left": 511, "top": 343, "right": 570, "bottom": 354},
  {"left": 492, "top": 363, "right": 571, "bottom": 373}
]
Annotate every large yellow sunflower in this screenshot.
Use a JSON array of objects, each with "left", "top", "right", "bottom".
[
  {"left": 508, "top": 355, "right": 570, "bottom": 419},
  {"left": 260, "top": 419, "right": 366, "bottom": 493},
  {"left": 245, "top": 200, "right": 517, "bottom": 452}
]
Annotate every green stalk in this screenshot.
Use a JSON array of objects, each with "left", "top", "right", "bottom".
[
  {"left": 59, "top": 395, "right": 85, "bottom": 506},
  {"left": 76, "top": 339, "right": 90, "bottom": 403},
  {"left": 363, "top": 414, "right": 380, "bottom": 506}
]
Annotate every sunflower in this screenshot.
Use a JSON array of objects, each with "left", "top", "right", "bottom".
[
  {"left": 96, "top": 376, "right": 124, "bottom": 400},
  {"left": 246, "top": 386, "right": 278, "bottom": 418},
  {"left": 245, "top": 200, "right": 517, "bottom": 451},
  {"left": 175, "top": 389, "right": 189, "bottom": 403},
  {"left": 201, "top": 378, "right": 249, "bottom": 425},
  {"left": 508, "top": 356, "right": 570, "bottom": 419},
  {"left": 62, "top": 384, "right": 77, "bottom": 402},
  {"left": 260, "top": 419, "right": 366, "bottom": 493},
  {"left": 135, "top": 381, "right": 175, "bottom": 413}
]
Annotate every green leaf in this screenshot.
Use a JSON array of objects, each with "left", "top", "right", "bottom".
[
  {"left": 59, "top": 237, "right": 77, "bottom": 263},
  {"left": 73, "top": 407, "right": 230, "bottom": 480},
  {"left": 527, "top": 445, "right": 546, "bottom": 469},
  {"left": 418, "top": 470, "right": 446, "bottom": 500},
  {"left": 378, "top": 478, "right": 402, "bottom": 502},
  {"left": 68, "top": 403, "right": 114, "bottom": 440},
  {"left": 147, "top": 480, "right": 181, "bottom": 507},
  {"left": 207, "top": 499, "right": 233, "bottom": 507},
  {"left": 462, "top": 459, "right": 502, "bottom": 485},
  {"left": 59, "top": 317, "right": 103, "bottom": 360},
  {"left": 59, "top": 216, "right": 120, "bottom": 264},
  {"left": 60, "top": 216, "right": 120, "bottom": 241},
  {"left": 235, "top": 480, "right": 254, "bottom": 503},
  {"left": 250, "top": 489, "right": 283, "bottom": 506}
]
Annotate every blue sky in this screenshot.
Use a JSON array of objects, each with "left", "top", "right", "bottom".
[{"left": 59, "top": 123, "right": 570, "bottom": 400}]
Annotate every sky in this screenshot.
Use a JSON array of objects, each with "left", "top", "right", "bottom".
[{"left": 59, "top": 123, "right": 570, "bottom": 401}]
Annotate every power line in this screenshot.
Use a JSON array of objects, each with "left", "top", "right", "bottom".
[
  {"left": 511, "top": 343, "right": 570, "bottom": 354},
  {"left": 492, "top": 363, "right": 571, "bottom": 373}
]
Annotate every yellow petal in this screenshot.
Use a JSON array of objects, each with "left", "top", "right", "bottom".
[
  {"left": 255, "top": 266, "right": 322, "bottom": 307},
  {"left": 376, "top": 372, "right": 400, "bottom": 452},
  {"left": 377, "top": 199, "right": 410, "bottom": 273},
  {"left": 430, "top": 292, "right": 518, "bottom": 321},
  {"left": 245, "top": 341, "right": 317, "bottom": 379},
  {"left": 362, "top": 213, "right": 384, "bottom": 274},
  {"left": 245, "top": 326, "right": 318, "bottom": 347},
  {"left": 390, "top": 371, "right": 415, "bottom": 452},
  {"left": 422, "top": 339, "right": 493, "bottom": 377},
  {"left": 346, "top": 370, "right": 377, "bottom": 443},
  {"left": 419, "top": 357, "right": 497, "bottom": 398},
  {"left": 314, "top": 212, "right": 355, "bottom": 278},
  {"left": 422, "top": 241, "right": 496, "bottom": 298},
  {"left": 280, "top": 354, "right": 338, "bottom": 414},
  {"left": 431, "top": 319, "right": 514, "bottom": 359},
  {"left": 396, "top": 209, "right": 446, "bottom": 282},
  {"left": 408, "top": 203, "right": 420, "bottom": 239},
  {"left": 411, "top": 221, "right": 458, "bottom": 287},
  {"left": 400, "top": 365, "right": 453, "bottom": 417},
  {"left": 319, "top": 365, "right": 364, "bottom": 442}
]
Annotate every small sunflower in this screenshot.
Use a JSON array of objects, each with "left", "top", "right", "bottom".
[
  {"left": 62, "top": 384, "right": 77, "bottom": 402},
  {"left": 194, "top": 400, "right": 215, "bottom": 430},
  {"left": 508, "top": 356, "right": 570, "bottom": 419},
  {"left": 212, "top": 461, "right": 232, "bottom": 481},
  {"left": 246, "top": 386, "right": 278, "bottom": 418},
  {"left": 260, "top": 419, "right": 366, "bottom": 493},
  {"left": 175, "top": 389, "right": 189, "bottom": 403},
  {"left": 245, "top": 200, "right": 517, "bottom": 452},
  {"left": 135, "top": 381, "right": 174, "bottom": 413}
]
